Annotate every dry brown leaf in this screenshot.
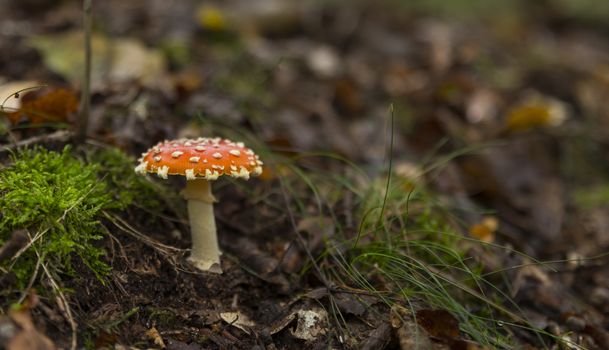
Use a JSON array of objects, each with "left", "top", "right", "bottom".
[
  {"left": 3, "top": 310, "right": 56, "bottom": 350},
  {"left": 6, "top": 88, "right": 78, "bottom": 126},
  {"left": 415, "top": 309, "right": 460, "bottom": 341}
]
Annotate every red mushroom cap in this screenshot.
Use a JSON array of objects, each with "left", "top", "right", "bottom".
[{"left": 135, "top": 137, "right": 263, "bottom": 180}]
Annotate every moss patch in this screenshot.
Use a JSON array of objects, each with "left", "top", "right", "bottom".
[{"left": 0, "top": 146, "right": 162, "bottom": 291}]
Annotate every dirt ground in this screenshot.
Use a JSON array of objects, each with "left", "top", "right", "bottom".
[{"left": 1, "top": 0, "right": 609, "bottom": 349}]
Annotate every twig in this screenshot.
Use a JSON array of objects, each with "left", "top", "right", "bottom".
[
  {"left": 102, "top": 211, "right": 190, "bottom": 273},
  {"left": 76, "top": 0, "right": 92, "bottom": 143},
  {"left": 0, "top": 129, "right": 72, "bottom": 155},
  {"left": 39, "top": 257, "right": 77, "bottom": 350}
]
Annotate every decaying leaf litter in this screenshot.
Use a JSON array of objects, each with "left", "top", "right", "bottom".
[{"left": 1, "top": 0, "right": 609, "bottom": 349}]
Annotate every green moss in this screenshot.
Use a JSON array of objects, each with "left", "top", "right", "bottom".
[
  {"left": 0, "top": 146, "right": 165, "bottom": 290},
  {"left": 86, "top": 147, "right": 163, "bottom": 210},
  {"left": 0, "top": 147, "right": 117, "bottom": 284}
]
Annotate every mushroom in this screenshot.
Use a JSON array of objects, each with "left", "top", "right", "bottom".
[{"left": 135, "top": 137, "right": 263, "bottom": 273}]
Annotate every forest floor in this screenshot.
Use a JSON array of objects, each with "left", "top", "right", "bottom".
[{"left": 1, "top": 0, "right": 609, "bottom": 349}]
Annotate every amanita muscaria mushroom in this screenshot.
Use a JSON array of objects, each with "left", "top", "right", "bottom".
[{"left": 135, "top": 137, "right": 263, "bottom": 273}]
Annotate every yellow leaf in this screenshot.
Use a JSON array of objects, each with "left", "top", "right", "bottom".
[
  {"left": 197, "top": 6, "right": 228, "bottom": 31},
  {"left": 469, "top": 216, "right": 498, "bottom": 243},
  {"left": 505, "top": 96, "right": 567, "bottom": 132}
]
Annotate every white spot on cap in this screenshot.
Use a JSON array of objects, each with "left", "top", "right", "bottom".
[
  {"left": 189, "top": 156, "right": 200, "bottom": 163},
  {"left": 157, "top": 165, "right": 169, "bottom": 179},
  {"left": 252, "top": 166, "right": 263, "bottom": 176},
  {"left": 229, "top": 149, "right": 241, "bottom": 157},
  {"left": 195, "top": 145, "right": 206, "bottom": 151},
  {"left": 203, "top": 159, "right": 208, "bottom": 163},
  {"left": 185, "top": 169, "right": 196, "bottom": 180},
  {"left": 212, "top": 152, "right": 223, "bottom": 159},
  {"left": 154, "top": 156, "right": 162, "bottom": 162},
  {"left": 237, "top": 142, "right": 244, "bottom": 148},
  {"left": 205, "top": 169, "right": 219, "bottom": 180},
  {"left": 134, "top": 161, "right": 148, "bottom": 174},
  {"left": 239, "top": 167, "right": 250, "bottom": 180},
  {"left": 172, "top": 151, "right": 184, "bottom": 158},
  {"left": 184, "top": 141, "right": 193, "bottom": 146}
]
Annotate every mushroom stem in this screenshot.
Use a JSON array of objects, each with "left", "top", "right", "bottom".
[{"left": 182, "top": 179, "right": 222, "bottom": 274}]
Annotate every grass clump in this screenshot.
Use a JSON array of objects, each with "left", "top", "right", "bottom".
[{"left": 324, "top": 170, "right": 542, "bottom": 348}]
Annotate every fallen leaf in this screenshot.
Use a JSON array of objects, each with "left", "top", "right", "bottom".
[
  {"left": 396, "top": 318, "right": 435, "bottom": 350},
  {"left": 359, "top": 322, "right": 393, "bottom": 350},
  {"left": 196, "top": 5, "right": 228, "bottom": 32},
  {"left": 219, "top": 312, "right": 256, "bottom": 335},
  {"left": 166, "top": 339, "right": 203, "bottom": 350},
  {"left": 390, "top": 305, "right": 434, "bottom": 350},
  {"left": 511, "top": 264, "right": 552, "bottom": 298},
  {"left": 7, "top": 88, "right": 78, "bottom": 126},
  {"left": 415, "top": 309, "right": 460, "bottom": 341},
  {"left": 291, "top": 307, "right": 328, "bottom": 341},
  {"left": 28, "top": 32, "right": 169, "bottom": 91},
  {"left": 3, "top": 310, "right": 56, "bottom": 350},
  {"left": 0, "top": 81, "right": 39, "bottom": 113},
  {"left": 110, "top": 39, "right": 168, "bottom": 90},
  {"left": 466, "top": 88, "right": 500, "bottom": 123},
  {"left": 303, "top": 288, "right": 370, "bottom": 316},
  {"left": 505, "top": 94, "right": 568, "bottom": 132},
  {"left": 145, "top": 327, "right": 166, "bottom": 348},
  {"left": 307, "top": 45, "right": 341, "bottom": 79},
  {"left": 268, "top": 311, "right": 297, "bottom": 335},
  {"left": 468, "top": 216, "right": 498, "bottom": 243},
  {"left": 28, "top": 31, "right": 109, "bottom": 88},
  {"left": 333, "top": 293, "right": 367, "bottom": 316}
]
